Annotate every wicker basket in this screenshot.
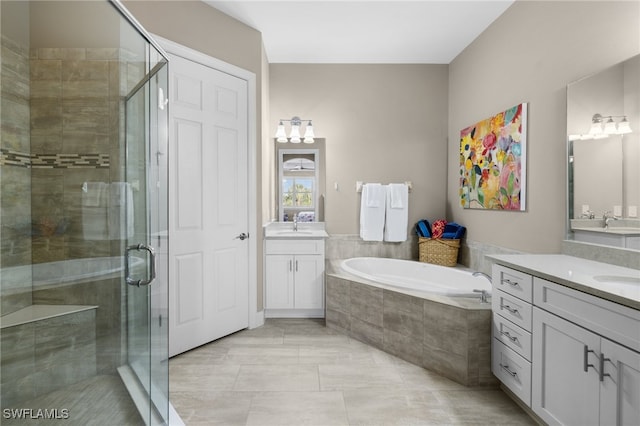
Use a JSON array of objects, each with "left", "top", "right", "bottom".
[{"left": 418, "top": 237, "right": 460, "bottom": 267}]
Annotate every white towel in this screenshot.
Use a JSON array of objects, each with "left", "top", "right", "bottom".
[
  {"left": 82, "top": 182, "right": 108, "bottom": 207},
  {"left": 388, "top": 183, "right": 406, "bottom": 208},
  {"left": 365, "top": 183, "right": 383, "bottom": 207},
  {"left": 384, "top": 184, "right": 409, "bottom": 242},
  {"left": 360, "top": 183, "right": 386, "bottom": 241},
  {"left": 82, "top": 182, "right": 109, "bottom": 240},
  {"left": 108, "top": 182, "right": 134, "bottom": 240}
]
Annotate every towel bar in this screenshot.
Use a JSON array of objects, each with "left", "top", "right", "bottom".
[{"left": 356, "top": 181, "right": 412, "bottom": 193}]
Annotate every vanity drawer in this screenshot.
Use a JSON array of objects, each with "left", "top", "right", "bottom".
[
  {"left": 493, "top": 313, "right": 532, "bottom": 361},
  {"left": 533, "top": 277, "right": 640, "bottom": 352},
  {"left": 492, "top": 265, "right": 533, "bottom": 302},
  {"left": 492, "top": 289, "right": 532, "bottom": 332},
  {"left": 265, "top": 239, "right": 325, "bottom": 255},
  {"left": 492, "top": 339, "right": 531, "bottom": 406}
]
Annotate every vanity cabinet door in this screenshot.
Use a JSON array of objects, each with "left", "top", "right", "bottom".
[
  {"left": 293, "top": 254, "right": 325, "bottom": 310},
  {"left": 600, "top": 338, "right": 640, "bottom": 426},
  {"left": 532, "top": 307, "right": 600, "bottom": 426},
  {"left": 265, "top": 255, "right": 295, "bottom": 309}
]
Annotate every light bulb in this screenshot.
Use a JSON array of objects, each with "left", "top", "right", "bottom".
[
  {"left": 617, "top": 117, "right": 632, "bottom": 134},
  {"left": 603, "top": 117, "right": 617, "bottom": 134},
  {"left": 289, "top": 125, "right": 301, "bottom": 143},
  {"left": 275, "top": 121, "right": 288, "bottom": 143},
  {"left": 303, "top": 121, "right": 314, "bottom": 143}
]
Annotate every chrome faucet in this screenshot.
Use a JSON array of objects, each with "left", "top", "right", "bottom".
[
  {"left": 580, "top": 210, "right": 595, "bottom": 219},
  {"left": 472, "top": 271, "right": 492, "bottom": 283},
  {"left": 473, "top": 289, "right": 490, "bottom": 303},
  {"left": 293, "top": 214, "right": 298, "bottom": 231},
  {"left": 603, "top": 211, "right": 619, "bottom": 229},
  {"left": 472, "top": 272, "right": 491, "bottom": 303}
]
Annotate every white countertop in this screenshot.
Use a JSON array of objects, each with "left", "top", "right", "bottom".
[
  {"left": 263, "top": 222, "right": 329, "bottom": 239},
  {"left": 488, "top": 254, "right": 640, "bottom": 309},
  {"left": 570, "top": 218, "right": 640, "bottom": 235}
]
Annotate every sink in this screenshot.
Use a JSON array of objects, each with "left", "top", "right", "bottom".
[
  {"left": 593, "top": 275, "right": 640, "bottom": 286},
  {"left": 263, "top": 223, "right": 329, "bottom": 239},
  {"left": 274, "top": 230, "right": 314, "bottom": 236}
]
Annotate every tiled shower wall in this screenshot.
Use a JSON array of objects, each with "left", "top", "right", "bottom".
[
  {"left": 1, "top": 35, "right": 32, "bottom": 316},
  {"left": 28, "top": 46, "right": 135, "bottom": 374},
  {"left": 1, "top": 42, "right": 146, "bottom": 375},
  {"left": 29, "top": 46, "right": 121, "bottom": 265}
]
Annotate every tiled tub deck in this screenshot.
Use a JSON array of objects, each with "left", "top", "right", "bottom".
[{"left": 326, "top": 264, "right": 496, "bottom": 387}]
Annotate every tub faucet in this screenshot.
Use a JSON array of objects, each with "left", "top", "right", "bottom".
[
  {"left": 472, "top": 271, "right": 492, "bottom": 283},
  {"left": 473, "top": 289, "right": 490, "bottom": 303}
]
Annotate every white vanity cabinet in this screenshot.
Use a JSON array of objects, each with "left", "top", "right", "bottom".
[
  {"left": 491, "top": 260, "right": 640, "bottom": 426},
  {"left": 491, "top": 265, "right": 534, "bottom": 405},
  {"left": 264, "top": 239, "right": 325, "bottom": 318},
  {"left": 532, "top": 278, "right": 640, "bottom": 426}
]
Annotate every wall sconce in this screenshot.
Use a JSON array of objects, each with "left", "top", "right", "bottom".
[
  {"left": 589, "top": 113, "right": 632, "bottom": 137},
  {"left": 275, "top": 116, "right": 314, "bottom": 143}
]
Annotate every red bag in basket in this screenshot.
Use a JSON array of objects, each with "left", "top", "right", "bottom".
[{"left": 431, "top": 219, "right": 446, "bottom": 239}]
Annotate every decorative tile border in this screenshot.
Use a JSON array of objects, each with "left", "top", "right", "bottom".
[
  {"left": 0, "top": 149, "right": 110, "bottom": 169},
  {"left": 31, "top": 153, "right": 110, "bottom": 169},
  {"left": 0, "top": 149, "right": 31, "bottom": 168}
]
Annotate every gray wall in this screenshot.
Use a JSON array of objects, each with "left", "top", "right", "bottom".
[
  {"left": 448, "top": 0, "right": 640, "bottom": 254},
  {"left": 269, "top": 64, "right": 449, "bottom": 235}
]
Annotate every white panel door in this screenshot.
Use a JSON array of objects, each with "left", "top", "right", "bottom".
[{"left": 169, "top": 53, "right": 249, "bottom": 357}]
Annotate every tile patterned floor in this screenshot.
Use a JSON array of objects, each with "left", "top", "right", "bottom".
[
  {"left": 169, "top": 318, "right": 535, "bottom": 426},
  {"left": 1, "top": 375, "right": 142, "bottom": 425}
]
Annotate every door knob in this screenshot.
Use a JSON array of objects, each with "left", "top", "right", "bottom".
[{"left": 234, "top": 232, "right": 249, "bottom": 241}]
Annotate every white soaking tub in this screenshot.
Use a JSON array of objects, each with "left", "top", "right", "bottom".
[{"left": 340, "top": 257, "right": 491, "bottom": 298}]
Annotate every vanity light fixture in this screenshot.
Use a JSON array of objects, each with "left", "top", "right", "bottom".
[
  {"left": 588, "top": 113, "right": 633, "bottom": 137},
  {"left": 275, "top": 116, "right": 315, "bottom": 144}
]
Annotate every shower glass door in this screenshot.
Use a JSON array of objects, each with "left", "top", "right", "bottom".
[{"left": 117, "top": 2, "right": 170, "bottom": 424}]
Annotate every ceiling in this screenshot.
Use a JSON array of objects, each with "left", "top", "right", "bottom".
[{"left": 203, "top": 0, "right": 514, "bottom": 64}]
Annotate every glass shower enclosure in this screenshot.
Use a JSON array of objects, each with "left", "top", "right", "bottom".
[{"left": 0, "top": 1, "right": 169, "bottom": 424}]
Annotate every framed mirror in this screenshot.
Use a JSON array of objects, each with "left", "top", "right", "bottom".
[
  {"left": 567, "top": 54, "right": 640, "bottom": 249},
  {"left": 276, "top": 139, "right": 326, "bottom": 222}
]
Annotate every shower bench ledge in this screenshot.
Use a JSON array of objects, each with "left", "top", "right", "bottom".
[{"left": 0, "top": 304, "right": 98, "bottom": 329}]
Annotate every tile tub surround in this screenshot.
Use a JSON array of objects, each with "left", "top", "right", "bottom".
[
  {"left": 326, "top": 264, "right": 495, "bottom": 387},
  {"left": 325, "top": 234, "right": 418, "bottom": 261}
]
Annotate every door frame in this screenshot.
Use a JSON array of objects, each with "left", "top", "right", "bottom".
[{"left": 154, "top": 34, "right": 261, "bottom": 330}]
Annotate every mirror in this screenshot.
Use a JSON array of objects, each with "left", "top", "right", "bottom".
[
  {"left": 276, "top": 139, "right": 326, "bottom": 222},
  {"left": 567, "top": 54, "right": 640, "bottom": 248}
]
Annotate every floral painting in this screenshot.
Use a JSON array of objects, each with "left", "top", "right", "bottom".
[{"left": 459, "top": 103, "right": 527, "bottom": 210}]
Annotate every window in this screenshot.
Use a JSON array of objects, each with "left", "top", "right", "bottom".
[
  {"left": 282, "top": 177, "right": 314, "bottom": 208},
  {"left": 278, "top": 149, "right": 319, "bottom": 222}
]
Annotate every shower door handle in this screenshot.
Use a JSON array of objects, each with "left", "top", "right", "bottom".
[{"left": 125, "top": 244, "right": 157, "bottom": 287}]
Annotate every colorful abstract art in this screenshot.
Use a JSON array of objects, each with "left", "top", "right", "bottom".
[{"left": 459, "top": 103, "right": 527, "bottom": 211}]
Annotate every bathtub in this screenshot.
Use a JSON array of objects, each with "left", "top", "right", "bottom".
[
  {"left": 1, "top": 256, "right": 144, "bottom": 292},
  {"left": 327, "top": 257, "right": 495, "bottom": 386},
  {"left": 340, "top": 257, "right": 491, "bottom": 298}
]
